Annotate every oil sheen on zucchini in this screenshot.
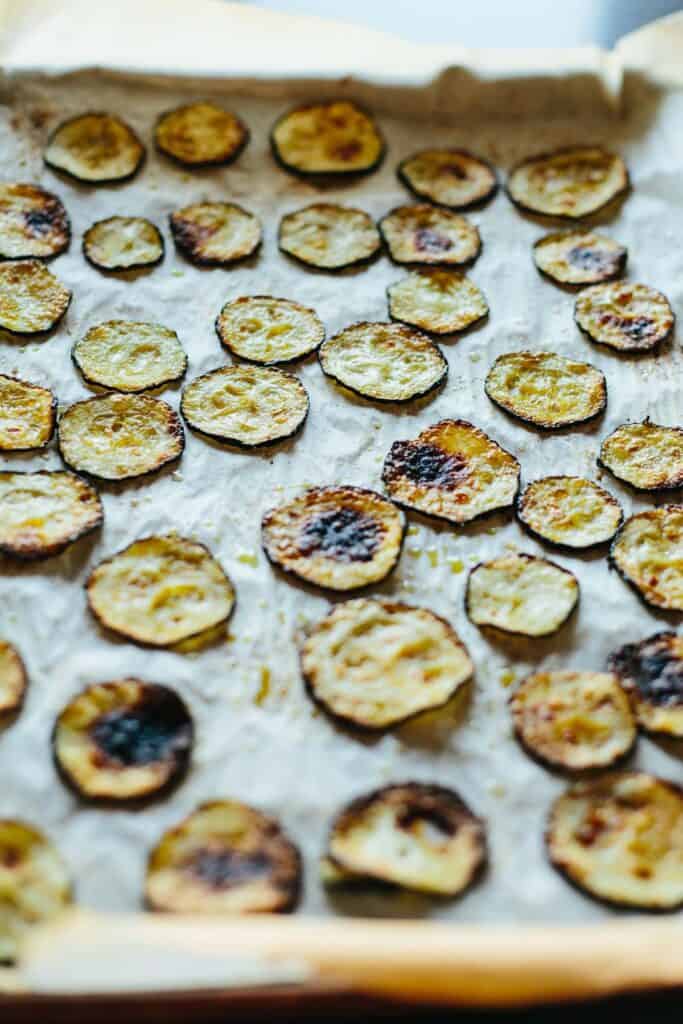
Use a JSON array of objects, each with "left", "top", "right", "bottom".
[
  {"left": 575, "top": 282, "right": 674, "bottom": 353},
  {"left": 485, "top": 351, "right": 606, "bottom": 430},
  {"left": 599, "top": 421, "right": 683, "bottom": 491},
  {"left": 83, "top": 216, "right": 164, "bottom": 271},
  {"left": 155, "top": 102, "right": 248, "bottom": 166},
  {"left": 398, "top": 149, "right": 497, "bottom": 210},
  {"left": 0, "top": 470, "right": 103, "bottom": 560},
  {"left": 44, "top": 113, "right": 145, "bottom": 184},
  {"left": 72, "top": 320, "right": 187, "bottom": 393},
  {"left": 0, "top": 374, "right": 56, "bottom": 450},
  {"left": 507, "top": 147, "right": 628, "bottom": 219},
  {"left": 278, "top": 203, "right": 380, "bottom": 270},
  {"left": 380, "top": 204, "right": 481, "bottom": 266},
  {"left": 0, "top": 259, "right": 71, "bottom": 335},
  {"left": 516, "top": 476, "right": 622, "bottom": 549},
  {"left": 610, "top": 506, "right": 683, "bottom": 611},
  {"left": 533, "top": 230, "right": 626, "bottom": 286},
  {"left": 387, "top": 269, "right": 488, "bottom": 335},
  {"left": 271, "top": 100, "right": 383, "bottom": 176},
  {"left": 466, "top": 553, "right": 579, "bottom": 637}
]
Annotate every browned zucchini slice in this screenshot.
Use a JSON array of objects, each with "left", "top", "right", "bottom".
[
  {"left": 599, "top": 422, "right": 683, "bottom": 492},
  {"left": 278, "top": 203, "right": 380, "bottom": 271},
  {"left": 466, "top": 553, "right": 579, "bottom": 637},
  {"left": 271, "top": 100, "right": 383, "bottom": 176},
  {"left": 145, "top": 800, "right": 301, "bottom": 913},
  {"left": 379, "top": 204, "right": 481, "bottom": 266},
  {"left": 0, "top": 373, "right": 55, "bottom": 450},
  {"left": 83, "top": 216, "right": 164, "bottom": 272},
  {"left": 610, "top": 507, "right": 683, "bottom": 611},
  {"left": 485, "top": 351, "right": 606, "bottom": 430},
  {"left": 58, "top": 393, "right": 183, "bottom": 481},
  {"left": 547, "top": 773, "right": 683, "bottom": 910},
  {"left": 0, "top": 470, "right": 102, "bottom": 560},
  {"left": 170, "top": 202, "right": 261, "bottom": 267},
  {"left": 262, "top": 485, "right": 404, "bottom": 592},
  {"left": 507, "top": 147, "right": 629, "bottom": 219},
  {"left": 382, "top": 419, "right": 519, "bottom": 525},
  {"left": 86, "top": 534, "right": 235, "bottom": 647},
  {"left": 533, "top": 230, "right": 626, "bottom": 286},
  {"left": 575, "top": 282, "right": 674, "bottom": 353},
  {"left": 216, "top": 295, "right": 324, "bottom": 365},
  {"left": 325, "top": 783, "right": 486, "bottom": 896},
  {"left": 0, "top": 183, "right": 70, "bottom": 260},
  {"left": 155, "top": 102, "right": 248, "bottom": 167},
  {"left": 0, "top": 641, "right": 27, "bottom": 718},
  {"left": 516, "top": 476, "right": 622, "bottom": 549},
  {"left": 608, "top": 632, "right": 683, "bottom": 739},
  {"left": 53, "top": 680, "right": 193, "bottom": 802},
  {"left": 319, "top": 322, "right": 446, "bottom": 403},
  {"left": 387, "top": 269, "right": 488, "bottom": 335},
  {"left": 72, "top": 320, "right": 187, "bottom": 393},
  {"left": 181, "top": 365, "right": 308, "bottom": 448},
  {"left": 44, "top": 113, "right": 145, "bottom": 184},
  {"left": 398, "top": 149, "right": 497, "bottom": 210},
  {"left": 0, "top": 259, "right": 70, "bottom": 335}
]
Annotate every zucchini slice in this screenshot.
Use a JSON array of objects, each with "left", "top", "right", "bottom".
[
  {"left": 170, "top": 202, "right": 261, "bottom": 267},
  {"left": 44, "top": 113, "right": 145, "bottom": 184},
  {"left": 72, "top": 320, "right": 187, "bottom": 394},
  {"left": 278, "top": 203, "right": 380, "bottom": 271},
  {"left": 181, "top": 365, "right": 309, "bottom": 448},
  {"left": 318, "top": 322, "right": 447, "bottom": 403},
  {"left": 574, "top": 282, "right": 674, "bottom": 353},
  {"left": 485, "top": 351, "right": 606, "bottom": 430},
  {"left": 325, "top": 783, "right": 486, "bottom": 896},
  {"left": 610, "top": 506, "right": 683, "bottom": 612},
  {"left": 0, "top": 183, "right": 70, "bottom": 260},
  {"left": 155, "top": 102, "right": 248, "bottom": 167},
  {"left": 82, "top": 216, "right": 164, "bottom": 272},
  {"left": 53, "top": 680, "right": 193, "bottom": 802},
  {"left": 0, "top": 641, "right": 27, "bottom": 718},
  {"left": 379, "top": 204, "right": 481, "bottom": 266},
  {"left": 516, "top": 476, "right": 623, "bottom": 549},
  {"left": 507, "top": 147, "right": 629, "bottom": 219},
  {"left": 608, "top": 632, "right": 683, "bottom": 739},
  {"left": 86, "top": 534, "right": 235, "bottom": 647},
  {"left": 0, "top": 259, "right": 70, "bottom": 335},
  {"left": 599, "top": 422, "right": 683, "bottom": 492},
  {"left": 300, "top": 598, "right": 473, "bottom": 729},
  {"left": 145, "top": 800, "right": 301, "bottom": 913},
  {"left": 271, "top": 100, "right": 383, "bottom": 177},
  {"left": 262, "top": 485, "right": 404, "bottom": 592},
  {"left": 216, "top": 295, "right": 325, "bottom": 365},
  {"left": 0, "top": 373, "right": 56, "bottom": 451},
  {"left": 387, "top": 269, "right": 488, "bottom": 335},
  {"left": 382, "top": 419, "right": 520, "bottom": 525},
  {"left": 466, "top": 553, "right": 579, "bottom": 637},
  {"left": 398, "top": 149, "right": 497, "bottom": 210},
  {"left": 547, "top": 773, "right": 683, "bottom": 910},
  {"left": 57, "top": 393, "right": 184, "bottom": 481},
  {"left": 0, "top": 470, "right": 102, "bottom": 560},
  {"left": 533, "top": 230, "right": 627, "bottom": 286}
]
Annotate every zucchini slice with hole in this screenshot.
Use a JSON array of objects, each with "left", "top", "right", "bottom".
[
  {"left": 379, "top": 204, "right": 481, "bottom": 266},
  {"left": 216, "top": 295, "right": 324, "bottom": 365},
  {"left": 610, "top": 506, "right": 683, "bottom": 611},
  {"left": 155, "top": 102, "right": 248, "bottom": 167},
  {"left": 0, "top": 470, "right": 102, "bottom": 560},
  {"left": 398, "top": 149, "right": 497, "bottom": 210},
  {"left": 608, "top": 632, "right": 683, "bottom": 739},
  {"left": 574, "top": 282, "right": 674, "bottom": 353},
  {"left": 278, "top": 203, "right": 380, "bottom": 271},
  {"left": 0, "top": 259, "right": 70, "bottom": 335},
  {"left": 271, "top": 100, "right": 383, "bottom": 177},
  {"left": 533, "top": 230, "right": 627, "bottom": 286},
  {"left": 599, "top": 421, "right": 683, "bottom": 492},
  {"left": 507, "top": 147, "right": 629, "bottom": 219},
  {"left": 0, "top": 641, "right": 27, "bottom": 718},
  {"left": 0, "top": 373, "right": 56, "bottom": 450},
  {"left": 83, "top": 216, "right": 164, "bottom": 272},
  {"left": 170, "top": 202, "right": 261, "bottom": 266},
  {"left": 44, "top": 113, "right": 145, "bottom": 184},
  {"left": 387, "top": 269, "right": 488, "bottom": 335},
  {"left": 466, "top": 553, "right": 579, "bottom": 637},
  {"left": 0, "top": 183, "right": 70, "bottom": 260},
  {"left": 516, "top": 476, "right": 623, "bottom": 549},
  {"left": 72, "top": 320, "right": 187, "bottom": 393}
]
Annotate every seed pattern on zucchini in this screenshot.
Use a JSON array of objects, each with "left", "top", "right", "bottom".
[
  {"left": 0, "top": 259, "right": 70, "bottom": 335},
  {"left": 574, "top": 282, "right": 674, "bottom": 353},
  {"left": 83, "top": 216, "right": 164, "bottom": 272},
  {"left": 271, "top": 100, "right": 383, "bottom": 176},
  {"left": 485, "top": 351, "right": 606, "bottom": 430},
  {"left": 516, "top": 476, "right": 623, "bottom": 549},
  {"left": 0, "top": 641, "right": 27, "bottom": 718},
  {"left": 379, "top": 204, "right": 481, "bottom": 266},
  {"left": 0, "top": 183, "right": 70, "bottom": 260},
  {"left": 387, "top": 269, "right": 488, "bottom": 335},
  {"left": 0, "top": 470, "right": 102, "bottom": 560},
  {"left": 533, "top": 230, "right": 627, "bottom": 286},
  {"left": 507, "top": 147, "right": 629, "bottom": 219},
  {"left": 466, "top": 553, "right": 579, "bottom": 637},
  {"left": 610, "top": 507, "right": 683, "bottom": 611},
  {"left": 170, "top": 202, "right": 261, "bottom": 266},
  {"left": 155, "top": 102, "right": 248, "bottom": 167},
  {"left": 0, "top": 374, "right": 56, "bottom": 451},
  {"left": 608, "top": 632, "right": 683, "bottom": 739},
  {"left": 72, "top": 320, "right": 187, "bottom": 393},
  {"left": 44, "top": 113, "right": 145, "bottom": 184},
  {"left": 216, "top": 295, "right": 325, "bottom": 365},
  {"left": 599, "top": 422, "right": 683, "bottom": 492},
  {"left": 398, "top": 149, "right": 497, "bottom": 210},
  {"left": 278, "top": 204, "right": 380, "bottom": 271}
]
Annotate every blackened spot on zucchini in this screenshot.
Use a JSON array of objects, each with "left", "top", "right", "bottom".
[
  {"left": 397, "top": 805, "right": 455, "bottom": 839},
  {"left": 298, "top": 507, "right": 382, "bottom": 562},
  {"left": 25, "top": 207, "right": 60, "bottom": 237},
  {"left": 385, "top": 441, "right": 468, "bottom": 489},
  {"left": 609, "top": 634, "right": 683, "bottom": 708},
  {"left": 188, "top": 848, "right": 271, "bottom": 889},
  {"left": 568, "top": 246, "right": 617, "bottom": 274},
  {"left": 171, "top": 218, "right": 212, "bottom": 256},
  {"left": 598, "top": 313, "right": 655, "bottom": 343},
  {"left": 91, "top": 688, "right": 192, "bottom": 767},
  {"left": 441, "top": 163, "right": 468, "bottom": 181},
  {"left": 333, "top": 140, "right": 362, "bottom": 162},
  {"left": 414, "top": 228, "right": 452, "bottom": 254}
]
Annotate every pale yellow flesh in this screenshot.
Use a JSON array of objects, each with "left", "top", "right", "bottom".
[
  {"left": 611, "top": 507, "right": 683, "bottom": 611},
  {"left": 486, "top": 351, "right": 605, "bottom": 428},
  {"left": 533, "top": 231, "right": 625, "bottom": 285},
  {"left": 400, "top": 150, "right": 496, "bottom": 208},
  {"left": 73, "top": 321, "right": 187, "bottom": 393},
  {"left": 279, "top": 205, "right": 380, "bottom": 269},
  {"left": 0, "top": 260, "right": 70, "bottom": 334},
  {"left": 272, "top": 101, "right": 382, "bottom": 174},
  {"left": 518, "top": 477, "right": 622, "bottom": 547},
  {"left": 0, "top": 641, "right": 25, "bottom": 715},
  {"left": 0, "top": 374, "right": 53, "bottom": 450},
  {"left": 381, "top": 205, "right": 480, "bottom": 265},
  {"left": 156, "top": 102, "right": 246, "bottom": 164},
  {"left": 0, "top": 183, "right": 68, "bottom": 259},
  {"left": 388, "top": 270, "right": 488, "bottom": 334},
  {"left": 600, "top": 422, "right": 683, "bottom": 490},
  {"left": 84, "top": 217, "right": 162, "bottom": 269},
  {"left": 575, "top": 282, "right": 673, "bottom": 351},
  {"left": 44, "top": 114, "right": 144, "bottom": 182},
  {"left": 217, "top": 296, "right": 324, "bottom": 363},
  {"left": 508, "top": 148, "right": 627, "bottom": 218},
  {"left": 467, "top": 555, "right": 578, "bottom": 636},
  {"left": 0, "top": 471, "right": 101, "bottom": 557},
  {"left": 172, "top": 203, "right": 260, "bottom": 262}
]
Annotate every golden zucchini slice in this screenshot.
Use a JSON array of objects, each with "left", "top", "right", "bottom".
[
  {"left": 0, "top": 470, "right": 102, "bottom": 560},
  {"left": 398, "top": 149, "right": 497, "bottom": 210},
  {"left": 610, "top": 507, "right": 683, "bottom": 611},
  {"left": 485, "top": 351, "right": 606, "bottom": 430},
  {"left": 382, "top": 419, "right": 520, "bottom": 525},
  {"left": 533, "top": 230, "right": 627, "bottom": 286},
  {"left": 0, "top": 259, "right": 70, "bottom": 335},
  {"left": 0, "top": 183, "right": 70, "bottom": 260},
  {"left": 216, "top": 295, "right": 324, "bottom": 365},
  {"left": 608, "top": 632, "right": 683, "bottom": 739},
  {"left": 547, "top": 773, "right": 683, "bottom": 910},
  {"left": 83, "top": 216, "right": 164, "bottom": 272},
  {"left": 325, "top": 783, "right": 486, "bottom": 896},
  {"left": 86, "top": 534, "right": 235, "bottom": 647},
  {"left": 379, "top": 204, "right": 481, "bottom": 266},
  {"left": 155, "top": 102, "right": 248, "bottom": 167},
  {"left": 516, "top": 476, "right": 622, "bottom": 549},
  {"left": 0, "top": 373, "right": 55, "bottom": 450},
  {"left": 466, "top": 553, "right": 579, "bottom": 637},
  {"left": 271, "top": 100, "right": 383, "bottom": 176},
  {"left": 262, "top": 485, "right": 404, "bottom": 592},
  {"left": 170, "top": 202, "right": 261, "bottom": 267},
  {"left": 599, "top": 422, "right": 683, "bottom": 491},
  {"left": 278, "top": 203, "right": 380, "bottom": 271},
  {"left": 53, "top": 680, "right": 193, "bottom": 802},
  {"left": 318, "top": 322, "right": 447, "bottom": 403},
  {"left": 507, "top": 147, "right": 629, "bottom": 219},
  {"left": 575, "top": 282, "right": 674, "bottom": 353},
  {"left": 387, "top": 269, "right": 488, "bottom": 335},
  {"left": 145, "top": 800, "right": 301, "bottom": 913},
  {"left": 58, "top": 393, "right": 184, "bottom": 481},
  {"left": 44, "top": 113, "right": 145, "bottom": 184},
  {"left": 0, "top": 641, "right": 27, "bottom": 718},
  {"left": 72, "top": 320, "right": 187, "bottom": 393}
]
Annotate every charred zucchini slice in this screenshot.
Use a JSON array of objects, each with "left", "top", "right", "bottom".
[
  {"left": 319, "top": 322, "right": 446, "bottom": 403},
  {"left": 599, "top": 422, "right": 683, "bottom": 492},
  {"left": 72, "top": 320, "right": 187, "bottom": 393},
  {"left": 271, "top": 100, "right": 383, "bottom": 177},
  {"left": 170, "top": 202, "right": 261, "bottom": 267},
  {"left": 145, "top": 800, "right": 301, "bottom": 913},
  {"left": 382, "top": 419, "right": 520, "bottom": 525},
  {"left": 516, "top": 476, "right": 622, "bottom": 549},
  {"left": 533, "top": 230, "right": 627, "bottom": 286},
  {"left": 574, "top": 282, "right": 674, "bottom": 353},
  {"left": 0, "top": 641, "right": 27, "bottom": 718},
  {"left": 262, "top": 485, "right": 404, "bottom": 592},
  {"left": 0, "top": 470, "right": 102, "bottom": 560},
  {"left": 44, "top": 113, "right": 145, "bottom": 184},
  {"left": 53, "top": 680, "right": 193, "bottom": 802},
  {"left": 86, "top": 534, "right": 235, "bottom": 647},
  {"left": 83, "top": 216, "right": 164, "bottom": 272},
  {"left": 379, "top": 204, "right": 481, "bottom": 266},
  {"left": 387, "top": 269, "right": 488, "bottom": 335},
  {"left": 466, "top": 553, "right": 579, "bottom": 637},
  {"left": 610, "top": 507, "right": 683, "bottom": 612},
  {"left": 608, "top": 632, "right": 683, "bottom": 739},
  {"left": 325, "top": 783, "right": 486, "bottom": 896},
  {"left": 507, "top": 147, "right": 629, "bottom": 219},
  {"left": 155, "top": 102, "right": 248, "bottom": 167},
  {"left": 0, "top": 373, "right": 55, "bottom": 450},
  {"left": 216, "top": 295, "right": 324, "bottom": 365},
  {"left": 0, "top": 259, "right": 70, "bottom": 335},
  {"left": 398, "top": 149, "right": 497, "bottom": 210},
  {"left": 485, "top": 351, "right": 606, "bottom": 430},
  {"left": 57, "top": 393, "right": 183, "bottom": 481},
  {"left": 0, "top": 183, "right": 70, "bottom": 260},
  {"left": 547, "top": 773, "right": 683, "bottom": 910},
  {"left": 278, "top": 204, "right": 380, "bottom": 271}
]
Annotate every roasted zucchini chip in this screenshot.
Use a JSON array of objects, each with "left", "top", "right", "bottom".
[
  {"left": 262, "top": 485, "right": 404, "bottom": 592},
  {"left": 547, "top": 773, "right": 683, "bottom": 910},
  {"left": 58, "top": 393, "right": 183, "bottom": 481},
  {"left": 278, "top": 204, "right": 380, "bottom": 271},
  {"left": 485, "top": 351, "right": 606, "bottom": 430},
  {"left": 379, "top": 204, "right": 481, "bottom": 266},
  {"left": 155, "top": 102, "right": 248, "bottom": 167},
  {"left": 0, "top": 470, "right": 102, "bottom": 560},
  {"left": 325, "top": 783, "right": 486, "bottom": 896},
  {"left": 0, "top": 641, "right": 27, "bottom": 718},
  {"left": 0, "top": 183, "right": 70, "bottom": 260},
  {"left": 86, "top": 534, "right": 235, "bottom": 647},
  {"left": 599, "top": 422, "right": 683, "bottom": 492},
  {"left": 387, "top": 269, "right": 488, "bottom": 335},
  {"left": 382, "top": 419, "right": 519, "bottom": 525},
  {"left": 44, "top": 113, "right": 145, "bottom": 184},
  {"left": 608, "top": 632, "right": 683, "bottom": 739},
  {"left": 53, "top": 680, "right": 193, "bottom": 802},
  {"left": 516, "top": 476, "right": 622, "bottom": 549},
  {"left": 145, "top": 800, "right": 301, "bottom": 913},
  {"left": 300, "top": 598, "right": 473, "bottom": 729},
  {"left": 318, "top": 322, "right": 446, "bottom": 404},
  {"left": 216, "top": 295, "right": 325, "bottom": 365},
  {"left": 610, "top": 506, "right": 683, "bottom": 612},
  {"left": 0, "top": 259, "right": 70, "bottom": 335},
  {"left": 72, "top": 320, "right": 187, "bottom": 393},
  {"left": 271, "top": 100, "right": 383, "bottom": 177},
  {"left": 533, "top": 230, "right": 626, "bottom": 286},
  {"left": 507, "top": 147, "right": 629, "bottom": 219},
  {"left": 574, "top": 282, "right": 674, "bottom": 353},
  {"left": 83, "top": 216, "right": 164, "bottom": 272},
  {"left": 0, "top": 373, "right": 55, "bottom": 451},
  {"left": 466, "top": 553, "right": 579, "bottom": 637},
  {"left": 170, "top": 202, "right": 261, "bottom": 267},
  {"left": 398, "top": 149, "right": 497, "bottom": 210}
]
